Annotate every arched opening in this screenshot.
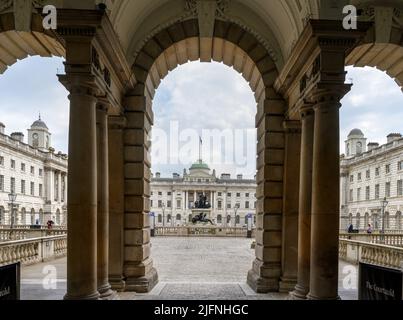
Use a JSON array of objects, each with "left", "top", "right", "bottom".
[
  {"left": 0, "top": 206, "right": 5, "bottom": 225},
  {"left": 30, "top": 209, "right": 35, "bottom": 225},
  {"left": 396, "top": 211, "right": 402, "bottom": 230}
]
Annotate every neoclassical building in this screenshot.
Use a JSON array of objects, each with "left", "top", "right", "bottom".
[
  {"left": 1, "top": 0, "right": 403, "bottom": 300},
  {"left": 341, "top": 129, "right": 403, "bottom": 231},
  {"left": 150, "top": 159, "right": 257, "bottom": 227},
  {"left": 0, "top": 118, "right": 68, "bottom": 226}
]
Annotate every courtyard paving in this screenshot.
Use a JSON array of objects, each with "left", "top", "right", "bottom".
[{"left": 20, "top": 237, "right": 358, "bottom": 300}]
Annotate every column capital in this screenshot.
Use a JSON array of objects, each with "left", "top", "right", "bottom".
[
  {"left": 310, "top": 83, "right": 352, "bottom": 109},
  {"left": 58, "top": 74, "right": 100, "bottom": 97}
]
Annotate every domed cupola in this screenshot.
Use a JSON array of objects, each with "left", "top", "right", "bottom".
[
  {"left": 28, "top": 114, "right": 52, "bottom": 151},
  {"left": 345, "top": 128, "right": 367, "bottom": 158}
]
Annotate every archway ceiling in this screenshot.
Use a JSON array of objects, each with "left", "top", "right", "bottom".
[{"left": 108, "top": 0, "right": 320, "bottom": 68}]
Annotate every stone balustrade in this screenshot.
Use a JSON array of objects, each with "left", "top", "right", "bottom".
[
  {"left": 0, "top": 225, "right": 67, "bottom": 230},
  {"left": 339, "top": 239, "right": 403, "bottom": 270},
  {"left": 155, "top": 226, "right": 255, "bottom": 237},
  {"left": 0, "top": 229, "right": 67, "bottom": 242},
  {"left": 0, "top": 235, "right": 67, "bottom": 267},
  {"left": 339, "top": 233, "right": 403, "bottom": 247}
]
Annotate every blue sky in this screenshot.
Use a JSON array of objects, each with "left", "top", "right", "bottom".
[{"left": 0, "top": 57, "right": 402, "bottom": 178}]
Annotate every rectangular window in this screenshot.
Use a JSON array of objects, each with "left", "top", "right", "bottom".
[
  {"left": 245, "top": 193, "right": 250, "bottom": 197},
  {"left": 61, "top": 176, "right": 65, "bottom": 202},
  {"left": 21, "top": 163, "right": 25, "bottom": 172},
  {"left": 39, "top": 168, "right": 43, "bottom": 177},
  {"left": 366, "top": 186, "right": 370, "bottom": 200},
  {"left": 375, "top": 167, "right": 380, "bottom": 176},
  {"left": 385, "top": 182, "right": 391, "bottom": 198},
  {"left": 150, "top": 200, "right": 153, "bottom": 208},
  {"left": 236, "top": 193, "right": 241, "bottom": 198},
  {"left": 176, "top": 200, "right": 181, "bottom": 209},
  {"left": 10, "top": 177, "right": 15, "bottom": 193},
  {"left": 30, "top": 166, "right": 35, "bottom": 175},
  {"left": 158, "top": 200, "right": 163, "bottom": 208},
  {"left": 0, "top": 175, "right": 4, "bottom": 191},
  {"left": 11, "top": 159, "right": 15, "bottom": 169},
  {"left": 375, "top": 184, "right": 380, "bottom": 199},
  {"left": 217, "top": 201, "right": 222, "bottom": 210},
  {"left": 386, "top": 164, "right": 391, "bottom": 174},
  {"left": 357, "top": 188, "right": 361, "bottom": 202},
  {"left": 167, "top": 200, "right": 172, "bottom": 208},
  {"left": 227, "top": 193, "right": 231, "bottom": 197},
  {"left": 0, "top": 156, "right": 4, "bottom": 166},
  {"left": 350, "top": 175, "right": 354, "bottom": 182},
  {"left": 39, "top": 184, "right": 43, "bottom": 197},
  {"left": 245, "top": 201, "right": 250, "bottom": 209},
  {"left": 218, "top": 192, "right": 222, "bottom": 196},
  {"left": 399, "top": 161, "right": 403, "bottom": 171},
  {"left": 21, "top": 180, "right": 25, "bottom": 195},
  {"left": 167, "top": 192, "right": 172, "bottom": 196},
  {"left": 357, "top": 173, "right": 362, "bottom": 181},
  {"left": 30, "top": 182, "right": 35, "bottom": 196},
  {"left": 158, "top": 192, "right": 162, "bottom": 196},
  {"left": 227, "top": 203, "right": 231, "bottom": 209},
  {"left": 349, "top": 189, "right": 353, "bottom": 202},
  {"left": 398, "top": 180, "right": 403, "bottom": 196},
  {"left": 366, "top": 170, "right": 370, "bottom": 179},
  {"left": 54, "top": 174, "right": 59, "bottom": 201}
]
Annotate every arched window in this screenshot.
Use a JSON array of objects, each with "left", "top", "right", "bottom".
[
  {"left": 396, "top": 211, "right": 402, "bottom": 230},
  {"left": 167, "top": 214, "right": 171, "bottom": 223},
  {"left": 31, "top": 209, "right": 36, "bottom": 225},
  {"left": 235, "top": 215, "right": 240, "bottom": 224},
  {"left": 372, "top": 213, "right": 379, "bottom": 229},
  {"left": 227, "top": 215, "right": 231, "bottom": 224},
  {"left": 356, "top": 142, "right": 363, "bottom": 154},
  {"left": 364, "top": 212, "right": 369, "bottom": 228},
  {"left": 158, "top": 214, "right": 162, "bottom": 223},
  {"left": 0, "top": 206, "right": 5, "bottom": 225},
  {"left": 176, "top": 214, "right": 181, "bottom": 222},
  {"left": 56, "top": 209, "right": 61, "bottom": 225},
  {"left": 356, "top": 212, "right": 361, "bottom": 230},
  {"left": 385, "top": 212, "right": 390, "bottom": 229},
  {"left": 21, "top": 208, "right": 26, "bottom": 225},
  {"left": 217, "top": 215, "right": 222, "bottom": 224}
]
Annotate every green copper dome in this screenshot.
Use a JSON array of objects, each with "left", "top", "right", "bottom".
[{"left": 190, "top": 159, "right": 210, "bottom": 170}]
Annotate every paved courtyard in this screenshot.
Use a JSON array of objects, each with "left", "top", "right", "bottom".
[{"left": 20, "top": 237, "right": 358, "bottom": 300}]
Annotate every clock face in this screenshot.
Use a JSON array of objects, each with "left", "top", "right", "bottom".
[{"left": 33, "top": 133, "right": 38, "bottom": 139}]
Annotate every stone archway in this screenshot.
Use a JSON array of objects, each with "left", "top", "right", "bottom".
[{"left": 118, "top": 18, "right": 287, "bottom": 293}]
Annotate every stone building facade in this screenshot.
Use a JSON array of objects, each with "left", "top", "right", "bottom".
[
  {"left": 0, "top": 118, "right": 68, "bottom": 226},
  {"left": 150, "top": 159, "right": 257, "bottom": 228},
  {"left": 340, "top": 129, "right": 403, "bottom": 231}
]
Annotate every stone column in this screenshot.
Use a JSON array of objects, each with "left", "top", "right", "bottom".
[
  {"left": 62, "top": 76, "right": 99, "bottom": 300},
  {"left": 280, "top": 120, "right": 301, "bottom": 293},
  {"left": 308, "top": 85, "right": 350, "bottom": 300},
  {"left": 247, "top": 98, "right": 285, "bottom": 293},
  {"left": 96, "top": 104, "right": 114, "bottom": 299},
  {"left": 108, "top": 116, "right": 126, "bottom": 291},
  {"left": 292, "top": 105, "right": 314, "bottom": 299},
  {"left": 123, "top": 94, "right": 158, "bottom": 292}
]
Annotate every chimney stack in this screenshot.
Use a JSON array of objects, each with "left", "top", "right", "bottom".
[
  {"left": 11, "top": 132, "right": 24, "bottom": 142},
  {"left": 367, "top": 142, "right": 379, "bottom": 151},
  {"left": 0, "top": 122, "right": 5, "bottom": 134},
  {"left": 387, "top": 133, "right": 402, "bottom": 143}
]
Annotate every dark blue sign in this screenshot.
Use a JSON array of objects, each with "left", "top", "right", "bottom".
[
  {"left": 359, "top": 262, "right": 403, "bottom": 300},
  {"left": 0, "top": 262, "right": 20, "bottom": 300}
]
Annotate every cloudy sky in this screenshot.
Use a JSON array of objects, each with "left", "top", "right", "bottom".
[{"left": 0, "top": 57, "right": 402, "bottom": 178}]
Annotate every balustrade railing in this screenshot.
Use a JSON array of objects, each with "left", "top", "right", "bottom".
[
  {"left": 0, "top": 229, "right": 67, "bottom": 242},
  {"left": 339, "top": 233, "right": 403, "bottom": 247},
  {"left": 339, "top": 239, "right": 403, "bottom": 269},
  {"left": 155, "top": 226, "right": 255, "bottom": 237},
  {"left": 0, "top": 235, "right": 67, "bottom": 267}
]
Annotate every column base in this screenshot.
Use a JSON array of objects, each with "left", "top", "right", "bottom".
[
  {"left": 64, "top": 291, "right": 100, "bottom": 301},
  {"left": 279, "top": 277, "right": 297, "bottom": 293},
  {"left": 307, "top": 293, "right": 341, "bottom": 300},
  {"left": 124, "top": 267, "right": 158, "bottom": 293},
  {"left": 109, "top": 276, "right": 126, "bottom": 292},
  {"left": 290, "top": 284, "right": 309, "bottom": 300},
  {"left": 98, "top": 283, "right": 116, "bottom": 300}
]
